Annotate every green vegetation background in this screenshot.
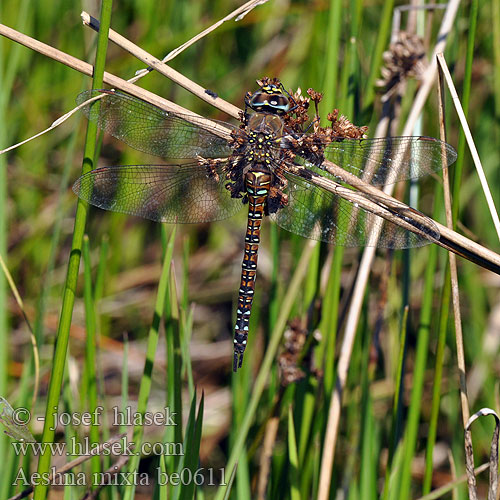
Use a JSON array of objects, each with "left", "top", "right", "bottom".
[{"left": 1, "top": 0, "right": 500, "bottom": 499}]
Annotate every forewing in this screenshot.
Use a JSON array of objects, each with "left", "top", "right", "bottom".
[
  {"left": 270, "top": 171, "right": 437, "bottom": 248},
  {"left": 321, "top": 136, "right": 457, "bottom": 185},
  {"left": 73, "top": 163, "right": 243, "bottom": 223},
  {"left": 77, "top": 90, "right": 236, "bottom": 159},
  {"left": 278, "top": 135, "right": 457, "bottom": 185}
]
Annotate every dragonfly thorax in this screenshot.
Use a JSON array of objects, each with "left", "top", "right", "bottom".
[
  {"left": 243, "top": 113, "right": 284, "bottom": 168},
  {"left": 247, "top": 112, "right": 284, "bottom": 135}
]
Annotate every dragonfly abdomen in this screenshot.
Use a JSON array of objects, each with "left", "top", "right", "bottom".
[{"left": 233, "top": 170, "right": 271, "bottom": 372}]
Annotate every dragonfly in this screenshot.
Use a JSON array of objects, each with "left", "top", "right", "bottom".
[{"left": 73, "top": 78, "right": 457, "bottom": 372}]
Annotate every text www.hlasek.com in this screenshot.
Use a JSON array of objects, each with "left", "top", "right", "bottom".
[{"left": 11, "top": 436, "right": 184, "bottom": 457}]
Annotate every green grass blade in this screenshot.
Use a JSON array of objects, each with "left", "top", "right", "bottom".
[
  {"left": 82, "top": 235, "right": 101, "bottom": 481},
  {"left": 163, "top": 225, "right": 183, "bottom": 474},
  {"left": 176, "top": 391, "right": 204, "bottom": 500},
  {"left": 423, "top": 260, "right": 450, "bottom": 494},
  {"left": 298, "top": 377, "right": 318, "bottom": 465},
  {"left": 122, "top": 226, "right": 176, "bottom": 500},
  {"left": 382, "top": 303, "right": 409, "bottom": 500},
  {"left": 0, "top": 0, "right": 33, "bottom": 495},
  {"left": 215, "top": 240, "right": 317, "bottom": 500},
  {"left": 288, "top": 406, "right": 301, "bottom": 500},
  {"left": 321, "top": 0, "right": 342, "bottom": 111},
  {"left": 398, "top": 260, "right": 436, "bottom": 498},
  {"left": 33, "top": 1, "right": 113, "bottom": 498},
  {"left": 93, "top": 234, "right": 109, "bottom": 302},
  {"left": 362, "top": 0, "right": 395, "bottom": 110},
  {"left": 120, "top": 333, "right": 129, "bottom": 436},
  {"left": 452, "top": 0, "right": 477, "bottom": 222},
  {"left": 222, "top": 463, "right": 237, "bottom": 500}
]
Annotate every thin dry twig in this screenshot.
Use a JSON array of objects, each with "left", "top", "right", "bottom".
[
  {"left": 415, "top": 463, "right": 490, "bottom": 500},
  {"left": 0, "top": 22, "right": 233, "bottom": 150},
  {"left": 0, "top": 94, "right": 103, "bottom": 155},
  {"left": 8, "top": 433, "right": 127, "bottom": 500},
  {"left": 317, "top": 2, "right": 461, "bottom": 498},
  {"left": 437, "top": 59, "right": 467, "bottom": 422},
  {"left": 81, "top": 11, "right": 241, "bottom": 119},
  {"left": 73, "top": 19, "right": 500, "bottom": 273},
  {"left": 257, "top": 416, "right": 280, "bottom": 500},
  {"left": 81, "top": 454, "right": 130, "bottom": 500},
  {"left": 2, "top": 0, "right": 269, "bottom": 154},
  {"left": 391, "top": 3, "right": 448, "bottom": 43},
  {"left": 0, "top": 253, "right": 40, "bottom": 409},
  {"left": 145, "top": 0, "right": 268, "bottom": 64},
  {"left": 437, "top": 58, "right": 476, "bottom": 499},
  {"left": 2, "top": 0, "right": 253, "bottom": 156},
  {"left": 437, "top": 52, "right": 500, "bottom": 241},
  {"left": 0, "top": 21, "right": 499, "bottom": 273},
  {"left": 465, "top": 408, "right": 500, "bottom": 500}
]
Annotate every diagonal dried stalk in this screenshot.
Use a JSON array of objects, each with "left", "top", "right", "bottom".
[
  {"left": 437, "top": 53, "right": 500, "bottom": 241},
  {"left": 317, "top": 2, "right": 462, "bottom": 499},
  {"left": 1, "top": 0, "right": 258, "bottom": 155},
  {"left": 437, "top": 55, "right": 475, "bottom": 499},
  {"left": 0, "top": 254, "right": 40, "bottom": 408},
  {"left": 0, "top": 23, "right": 233, "bottom": 141},
  {"left": 141, "top": 0, "right": 269, "bottom": 65},
  {"left": 81, "top": 11, "right": 241, "bottom": 119},
  {"left": 7, "top": 433, "right": 127, "bottom": 500},
  {"left": 0, "top": 20, "right": 499, "bottom": 277}
]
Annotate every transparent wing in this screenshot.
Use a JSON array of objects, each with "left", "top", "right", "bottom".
[
  {"left": 77, "top": 90, "right": 236, "bottom": 159},
  {"left": 73, "top": 163, "right": 243, "bottom": 223},
  {"left": 280, "top": 135, "right": 457, "bottom": 186},
  {"left": 270, "top": 171, "right": 439, "bottom": 248}
]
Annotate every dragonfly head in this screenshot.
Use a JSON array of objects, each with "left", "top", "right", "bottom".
[{"left": 247, "top": 83, "right": 291, "bottom": 115}]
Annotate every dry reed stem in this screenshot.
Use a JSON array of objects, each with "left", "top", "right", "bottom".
[
  {"left": 437, "top": 53, "right": 500, "bottom": 241},
  {"left": 1, "top": 7, "right": 498, "bottom": 496},
  {"left": 465, "top": 408, "right": 499, "bottom": 500},
  {"left": 257, "top": 416, "right": 280, "bottom": 500},
  {"left": 144, "top": 0, "right": 269, "bottom": 64},
  {"left": 74, "top": 18, "right": 500, "bottom": 272},
  {"left": 0, "top": 23, "right": 233, "bottom": 142},
  {"left": 0, "top": 253, "right": 39, "bottom": 409},
  {"left": 401, "top": 0, "right": 460, "bottom": 137},
  {"left": 0, "top": 20, "right": 499, "bottom": 270},
  {"left": 0, "top": 20, "right": 500, "bottom": 273},
  {"left": 391, "top": 3, "right": 447, "bottom": 43},
  {"left": 415, "top": 463, "right": 490, "bottom": 500},
  {"left": 437, "top": 57, "right": 468, "bottom": 421},
  {"left": 81, "top": 454, "right": 130, "bottom": 500},
  {"left": 2, "top": 0, "right": 252, "bottom": 156},
  {"left": 81, "top": 11, "right": 241, "bottom": 119},
  {"left": 2, "top": 14, "right": 499, "bottom": 268},
  {"left": 317, "top": 2, "right": 461, "bottom": 498},
  {"left": 437, "top": 59, "right": 477, "bottom": 499},
  {"left": 0, "top": 94, "right": 105, "bottom": 155}
]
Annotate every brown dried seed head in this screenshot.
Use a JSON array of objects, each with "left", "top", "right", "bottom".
[
  {"left": 278, "top": 318, "right": 307, "bottom": 386},
  {"left": 307, "top": 88, "right": 323, "bottom": 103},
  {"left": 326, "top": 109, "right": 368, "bottom": 139},
  {"left": 377, "top": 31, "right": 427, "bottom": 97}
]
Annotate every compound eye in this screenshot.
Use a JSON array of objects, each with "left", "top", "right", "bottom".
[{"left": 249, "top": 90, "right": 290, "bottom": 114}]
